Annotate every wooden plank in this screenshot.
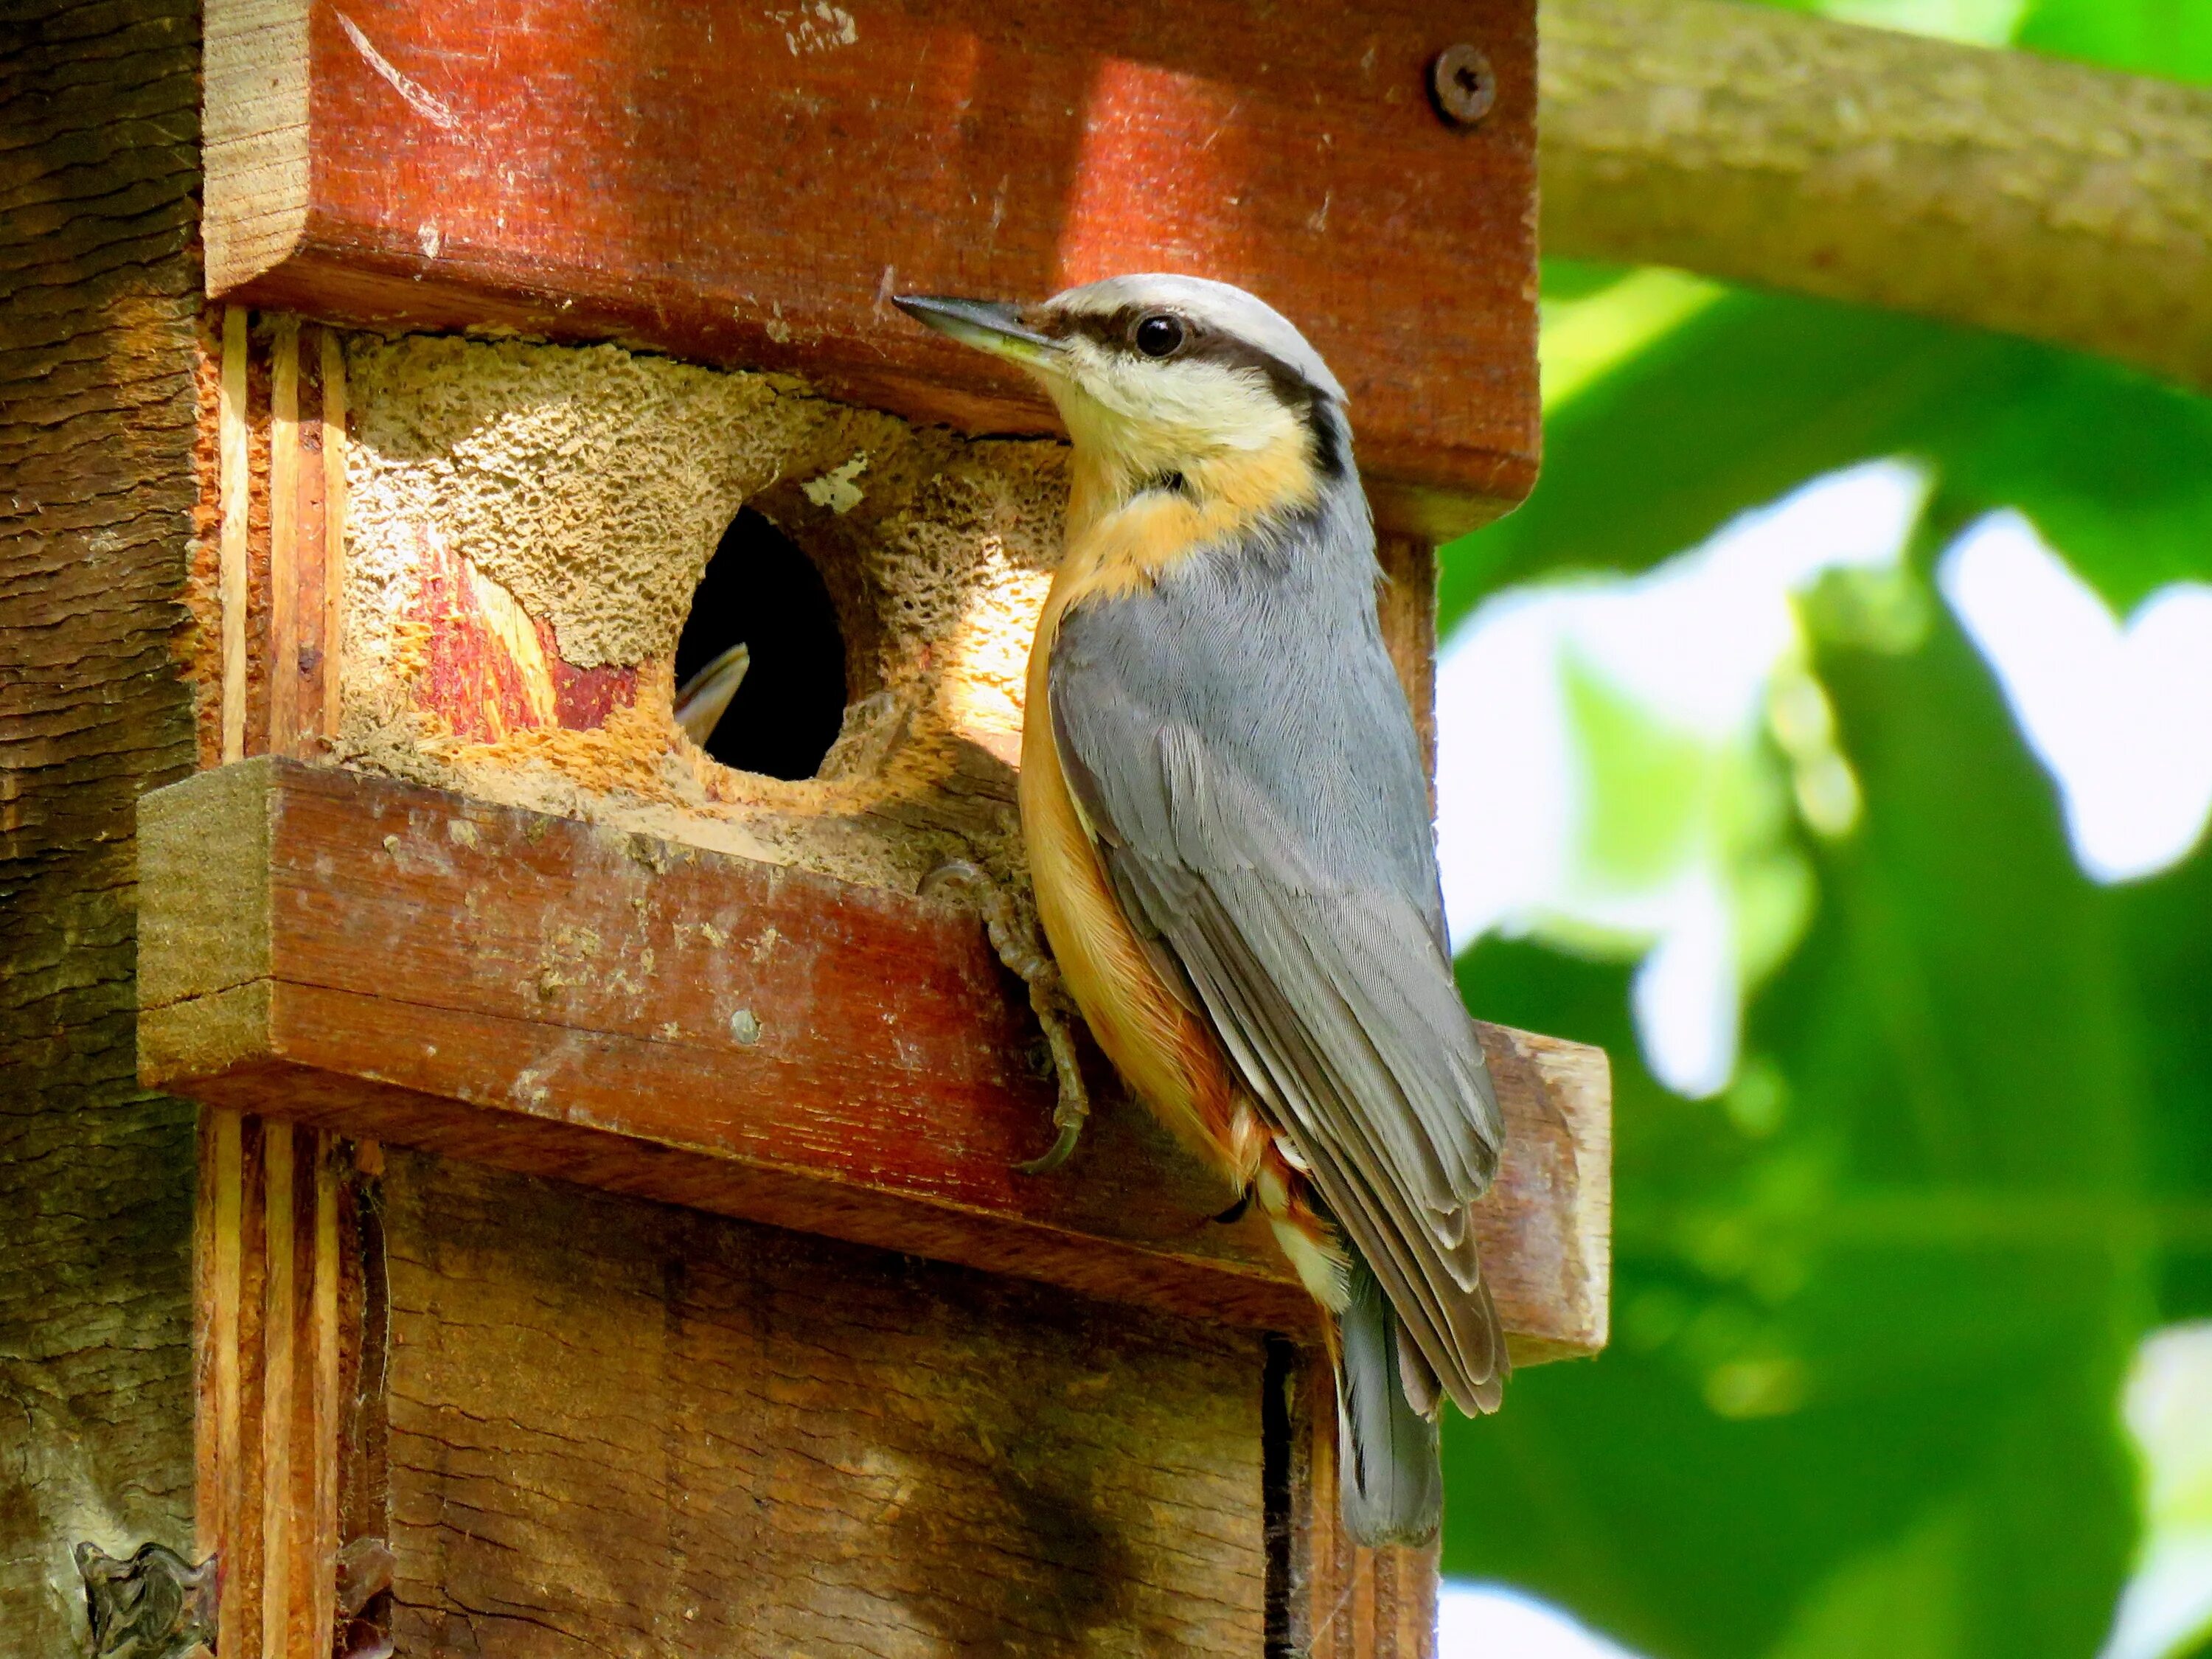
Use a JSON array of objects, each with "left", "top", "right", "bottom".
[
  {"left": 1378, "top": 535, "right": 1441, "bottom": 807},
  {"left": 311, "top": 1135, "right": 343, "bottom": 1654},
  {"left": 195, "top": 1114, "right": 372, "bottom": 1659},
  {"left": 318, "top": 329, "right": 349, "bottom": 744},
  {"left": 250, "top": 317, "right": 341, "bottom": 759},
  {"left": 220, "top": 307, "right": 251, "bottom": 765},
  {"left": 196, "top": 1110, "right": 247, "bottom": 1658},
  {"left": 378, "top": 1149, "right": 1268, "bottom": 1657},
  {"left": 1281, "top": 1347, "right": 1439, "bottom": 1659},
  {"left": 268, "top": 321, "right": 304, "bottom": 755},
  {"left": 139, "top": 757, "right": 1610, "bottom": 1359},
  {"left": 258, "top": 1121, "right": 296, "bottom": 1659},
  {"left": 201, "top": 0, "right": 1539, "bottom": 538}
]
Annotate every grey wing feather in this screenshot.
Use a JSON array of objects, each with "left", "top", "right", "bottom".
[
  {"left": 1049, "top": 499, "right": 1506, "bottom": 1414},
  {"left": 1340, "top": 1250, "right": 1444, "bottom": 1545}
]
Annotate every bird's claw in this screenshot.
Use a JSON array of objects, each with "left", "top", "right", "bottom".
[
  {"left": 922, "top": 859, "right": 1091, "bottom": 1175},
  {"left": 1016, "top": 1120, "right": 1083, "bottom": 1176}
]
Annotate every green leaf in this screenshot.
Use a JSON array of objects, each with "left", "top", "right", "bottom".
[{"left": 1439, "top": 268, "right": 2212, "bottom": 1657}]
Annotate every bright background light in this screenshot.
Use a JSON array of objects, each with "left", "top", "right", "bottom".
[
  {"left": 1439, "top": 1582, "right": 1646, "bottom": 1659},
  {"left": 2102, "top": 1323, "right": 2212, "bottom": 1659},
  {"left": 1938, "top": 512, "right": 2212, "bottom": 885},
  {"left": 1433, "top": 459, "right": 1929, "bottom": 1096}
]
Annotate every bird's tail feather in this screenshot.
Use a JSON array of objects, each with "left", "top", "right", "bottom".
[{"left": 1335, "top": 1248, "right": 1443, "bottom": 1548}]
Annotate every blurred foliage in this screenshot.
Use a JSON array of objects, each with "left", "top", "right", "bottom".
[
  {"left": 1754, "top": 0, "right": 2212, "bottom": 75},
  {"left": 1436, "top": 274, "right": 2212, "bottom": 1658},
  {"left": 1436, "top": 5, "right": 2212, "bottom": 1650},
  {"left": 2016, "top": 0, "right": 2212, "bottom": 81}
]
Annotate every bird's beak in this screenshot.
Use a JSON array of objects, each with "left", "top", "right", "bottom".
[
  {"left": 894, "top": 295, "right": 1060, "bottom": 370},
  {"left": 673, "top": 642, "right": 751, "bottom": 748}
]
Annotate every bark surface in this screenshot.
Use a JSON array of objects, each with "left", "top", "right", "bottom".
[
  {"left": 1542, "top": 0, "right": 2212, "bottom": 389},
  {"left": 0, "top": 0, "right": 204, "bottom": 1645}
]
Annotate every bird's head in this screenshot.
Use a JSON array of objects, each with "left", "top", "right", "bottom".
[{"left": 896, "top": 275, "right": 1352, "bottom": 532}]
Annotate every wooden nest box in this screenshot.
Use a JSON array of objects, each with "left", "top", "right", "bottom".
[{"left": 110, "top": 0, "right": 1610, "bottom": 1653}]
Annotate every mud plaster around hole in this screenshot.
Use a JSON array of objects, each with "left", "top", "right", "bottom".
[{"left": 336, "top": 332, "right": 1069, "bottom": 893}]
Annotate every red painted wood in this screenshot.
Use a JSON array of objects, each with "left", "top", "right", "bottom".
[
  {"left": 140, "top": 760, "right": 1607, "bottom": 1352},
  {"left": 403, "top": 530, "right": 640, "bottom": 741},
  {"left": 213, "top": 0, "right": 1539, "bottom": 533}
]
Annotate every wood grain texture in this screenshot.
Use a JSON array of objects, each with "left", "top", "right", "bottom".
[
  {"left": 379, "top": 1147, "right": 1269, "bottom": 1657},
  {"left": 1282, "top": 1349, "right": 1436, "bottom": 1659},
  {"left": 138, "top": 757, "right": 1613, "bottom": 1361},
  {"left": 200, "top": 0, "right": 1540, "bottom": 538},
  {"left": 317, "top": 327, "right": 348, "bottom": 742},
  {"left": 220, "top": 313, "right": 344, "bottom": 762},
  {"left": 196, "top": 1113, "right": 383, "bottom": 1659},
  {"left": 1377, "top": 536, "right": 1439, "bottom": 797},
  {"left": 0, "top": 0, "right": 204, "bottom": 1644},
  {"left": 220, "top": 307, "right": 251, "bottom": 762}
]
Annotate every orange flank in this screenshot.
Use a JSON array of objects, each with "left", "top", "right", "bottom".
[
  {"left": 1021, "top": 418, "right": 1343, "bottom": 1282},
  {"left": 1019, "top": 620, "right": 1256, "bottom": 1188}
]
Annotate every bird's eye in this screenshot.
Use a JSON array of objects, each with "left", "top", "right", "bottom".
[{"left": 1134, "top": 313, "right": 1186, "bottom": 358}]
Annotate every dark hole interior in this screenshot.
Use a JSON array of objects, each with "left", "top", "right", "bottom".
[{"left": 673, "top": 508, "right": 848, "bottom": 780}]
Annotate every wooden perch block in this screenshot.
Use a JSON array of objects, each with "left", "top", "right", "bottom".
[
  {"left": 201, "top": 0, "right": 1539, "bottom": 538},
  {"left": 139, "top": 758, "right": 1608, "bottom": 1360}
]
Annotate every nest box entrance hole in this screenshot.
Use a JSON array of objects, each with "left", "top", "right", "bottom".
[{"left": 675, "top": 507, "right": 849, "bottom": 779}]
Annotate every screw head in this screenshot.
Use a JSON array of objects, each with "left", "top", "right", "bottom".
[{"left": 1429, "top": 44, "right": 1497, "bottom": 128}]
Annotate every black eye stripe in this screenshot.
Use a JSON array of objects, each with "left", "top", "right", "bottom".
[
  {"left": 1043, "top": 302, "right": 1351, "bottom": 479},
  {"left": 1060, "top": 305, "right": 1312, "bottom": 389}
]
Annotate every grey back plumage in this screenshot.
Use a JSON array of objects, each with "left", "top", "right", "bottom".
[{"left": 1047, "top": 432, "right": 1509, "bottom": 1436}]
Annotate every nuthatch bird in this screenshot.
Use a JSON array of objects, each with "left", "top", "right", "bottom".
[{"left": 898, "top": 276, "right": 1506, "bottom": 1546}]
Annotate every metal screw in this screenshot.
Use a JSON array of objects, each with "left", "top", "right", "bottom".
[{"left": 1429, "top": 44, "right": 1497, "bottom": 128}]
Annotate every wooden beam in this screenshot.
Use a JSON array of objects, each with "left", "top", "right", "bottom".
[
  {"left": 218, "top": 307, "right": 250, "bottom": 765},
  {"left": 266, "top": 321, "right": 303, "bottom": 756},
  {"left": 201, "top": 0, "right": 1539, "bottom": 539},
  {"left": 140, "top": 757, "right": 1610, "bottom": 1361}
]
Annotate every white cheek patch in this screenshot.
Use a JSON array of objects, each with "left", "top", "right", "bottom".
[
  {"left": 1057, "top": 345, "right": 1295, "bottom": 462},
  {"left": 1144, "top": 361, "right": 1288, "bottom": 451}
]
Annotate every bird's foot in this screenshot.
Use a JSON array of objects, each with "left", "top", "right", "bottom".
[{"left": 920, "top": 860, "right": 1091, "bottom": 1174}]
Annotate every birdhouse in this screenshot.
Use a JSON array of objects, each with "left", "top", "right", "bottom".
[{"left": 29, "top": 0, "right": 1605, "bottom": 1652}]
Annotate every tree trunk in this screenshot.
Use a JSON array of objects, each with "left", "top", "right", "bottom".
[
  {"left": 0, "top": 0, "right": 204, "bottom": 1646},
  {"left": 1540, "top": 0, "right": 2212, "bottom": 392}
]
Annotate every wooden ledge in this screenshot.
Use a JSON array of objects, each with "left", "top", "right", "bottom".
[
  {"left": 201, "top": 0, "right": 1539, "bottom": 540},
  {"left": 138, "top": 759, "right": 1609, "bottom": 1360}
]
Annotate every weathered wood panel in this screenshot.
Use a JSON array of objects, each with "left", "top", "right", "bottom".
[
  {"left": 137, "top": 757, "right": 1613, "bottom": 1360},
  {"left": 379, "top": 1148, "right": 1269, "bottom": 1657},
  {"left": 0, "top": 0, "right": 204, "bottom": 1645},
  {"left": 201, "top": 0, "right": 1540, "bottom": 538}
]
